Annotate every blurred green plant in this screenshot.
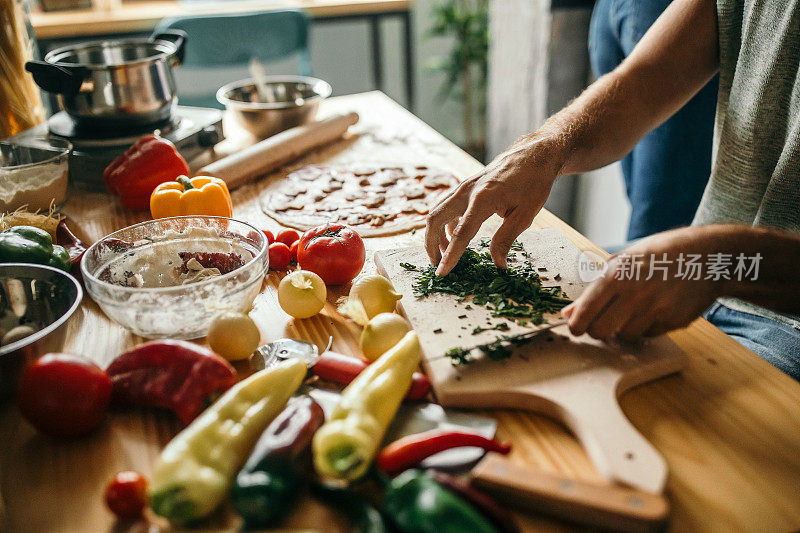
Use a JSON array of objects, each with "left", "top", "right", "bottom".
[{"left": 427, "top": 0, "right": 488, "bottom": 159}]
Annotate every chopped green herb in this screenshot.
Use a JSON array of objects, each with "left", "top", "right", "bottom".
[
  {"left": 445, "top": 347, "right": 472, "bottom": 365},
  {"left": 472, "top": 322, "right": 511, "bottom": 335},
  {"left": 403, "top": 241, "right": 572, "bottom": 366},
  {"left": 401, "top": 244, "right": 571, "bottom": 325}
]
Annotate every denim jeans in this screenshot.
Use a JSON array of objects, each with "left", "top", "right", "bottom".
[
  {"left": 589, "top": 0, "right": 719, "bottom": 240},
  {"left": 704, "top": 302, "right": 800, "bottom": 381}
]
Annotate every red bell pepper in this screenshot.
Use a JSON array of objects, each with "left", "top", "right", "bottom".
[
  {"left": 103, "top": 134, "right": 190, "bottom": 210},
  {"left": 377, "top": 429, "right": 511, "bottom": 475},
  {"left": 312, "top": 350, "right": 431, "bottom": 400},
  {"left": 106, "top": 340, "right": 237, "bottom": 425}
]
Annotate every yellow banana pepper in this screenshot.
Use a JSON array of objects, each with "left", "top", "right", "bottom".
[
  {"left": 149, "top": 358, "right": 307, "bottom": 523},
  {"left": 313, "top": 331, "right": 421, "bottom": 481},
  {"left": 150, "top": 175, "right": 232, "bottom": 219}
]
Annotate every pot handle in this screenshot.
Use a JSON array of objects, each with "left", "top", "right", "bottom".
[
  {"left": 25, "top": 61, "right": 90, "bottom": 96},
  {"left": 151, "top": 29, "right": 187, "bottom": 66}
]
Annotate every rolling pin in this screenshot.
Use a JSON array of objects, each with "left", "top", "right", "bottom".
[{"left": 197, "top": 112, "right": 359, "bottom": 189}]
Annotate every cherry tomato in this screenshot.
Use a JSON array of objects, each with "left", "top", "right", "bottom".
[
  {"left": 105, "top": 471, "right": 148, "bottom": 520},
  {"left": 263, "top": 230, "right": 274, "bottom": 244},
  {"left": 17, "top": 353, "right": 111, "bottom": 438},
  {"left": 268, "top": 242, "right": 292, "bottom": 270},
  {"left": 276, "top": 229, "right": 301, "bottom": 247},
  {"left": 290, "top": 240, "right": 299, "bottom": 262},
  {"left": 297, "top": 224, "right": 365, "bottom": 285}
]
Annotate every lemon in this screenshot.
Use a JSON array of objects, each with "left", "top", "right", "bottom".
[
  {"left": 279, "top": 270, "right": 327, "bottom": 319},
  {"left": 207, "top": 311, "right": 261, "bottom": 361},
  {"left": 360, "top": 312, "right": 412, "bottom": 361}
]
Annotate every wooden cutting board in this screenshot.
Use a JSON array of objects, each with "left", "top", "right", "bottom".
[{"left": 375, "top": 228, "right": 686, "bottom": 494}]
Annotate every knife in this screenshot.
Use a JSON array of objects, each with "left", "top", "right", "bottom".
[{"left": 425, "top": 319, "right": 569, "bottom": 362}]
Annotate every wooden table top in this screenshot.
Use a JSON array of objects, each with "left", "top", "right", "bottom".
[
  {"left": 2, "top": 92, "right": 800, "bottom": 532},
  {"left": 31, "top": 0, "right": 411, "bottom": 40}
]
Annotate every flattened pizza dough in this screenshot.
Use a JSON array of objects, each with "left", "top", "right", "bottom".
[{"left": 261, "top": 164, "right": 459, "bottom": 236}]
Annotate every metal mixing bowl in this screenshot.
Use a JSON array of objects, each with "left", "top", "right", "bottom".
[
  {"left": 216, "top": 76, "right": 332, "bottom": 139},
  {"left": 0, "top": 264, "right": 83, "bottom": 402}
]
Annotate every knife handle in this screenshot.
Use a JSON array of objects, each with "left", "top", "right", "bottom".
[
  {"left": 314, "top": 351, "right": 431, "bottom": 400},
  {"left": 471, "top": 454, "right": 670, "bottom": 533}
]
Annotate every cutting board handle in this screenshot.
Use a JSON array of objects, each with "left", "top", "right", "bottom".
[
  {"left": 546, "top": 376, "right": 667, "bottom": 494},
  {"left": 471, "top": 453, "right": 670, "bottom": 532}
]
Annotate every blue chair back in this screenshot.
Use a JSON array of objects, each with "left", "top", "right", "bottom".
[{"left": 155, "top": 9, "right": 311, "bottom": 107}]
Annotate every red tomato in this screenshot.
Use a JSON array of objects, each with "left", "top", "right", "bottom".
[
  {"left": 263, "top": 230, "right": 275, "bottom": 244},
  {"left": 17, "top": 353, "right": 111, "bottom": 438},
  {"left": 268, "top": 242, "right": 292, "bottom": 270},
  {"left": 105, "top": 471, "right": 148, "bottom": 520},
  {"left": 289, "top": 240, "right": 299, "bottom": 262},
  {"left": 276, "top": 229, "right": 301, "bottom": 247},
  {"left": 297, "top": 224, "right": 365, "bottom": 285}
]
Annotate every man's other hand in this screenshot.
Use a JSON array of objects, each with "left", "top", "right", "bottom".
[{"left": 563, "top": 227, "right": 724, "bottom": 341}]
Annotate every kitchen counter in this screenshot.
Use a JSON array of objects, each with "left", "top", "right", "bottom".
[{"left": 1, "top": 92, "right": 800, "bottom": 531}]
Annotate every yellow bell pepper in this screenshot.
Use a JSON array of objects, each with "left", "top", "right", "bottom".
[
  {"left": 150, "top": 175, "right": 232, "bottom": 219},
  {"left": 148, "top": 358, "right": 307, "bottom": 523},
  {"left": 313, "top": 331, "right": 421, "bottom": 481}
]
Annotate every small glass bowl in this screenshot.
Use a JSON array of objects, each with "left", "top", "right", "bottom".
[
  {"left": 81, "top": 216, "right": 269, "bottom": 339},
  {"left": 0, "top": 136, "right": 71, "bottom": 213}
]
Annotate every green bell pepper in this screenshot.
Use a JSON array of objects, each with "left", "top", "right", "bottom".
[
  {"left": 383, "top": 470, "right": 500, "bottom": 533},
  {"left": 0, "top": 226, "right": 70, "bottom": 271},
  {"left": 310, "top": 481, "right": 390, "bottom": 533}
]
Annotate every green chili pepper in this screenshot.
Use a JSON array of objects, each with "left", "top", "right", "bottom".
[
  {"left": 0, "top": 226, "right": 70, "bottom": 271},
  {"left": 383, "top": 469, "right": 500, "bottom": 533},
  {"left": 310, "top": 481, "right": 390, "bottom": 533}
]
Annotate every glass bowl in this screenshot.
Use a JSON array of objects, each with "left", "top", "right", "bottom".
[
  {"left": 81, "top": 216, "right": 269, "bottom": 339},
  {"left": 0, "top": 136, "right": 71, "bottom": 213}
]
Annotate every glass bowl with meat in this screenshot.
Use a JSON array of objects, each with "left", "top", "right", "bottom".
[{"left": 81, "top": 216, "right": 269, "bottom": 339}]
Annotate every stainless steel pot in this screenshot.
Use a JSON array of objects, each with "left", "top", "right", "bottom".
[{"left": 25, "top": 30, "right": 186, "bottom": 128}]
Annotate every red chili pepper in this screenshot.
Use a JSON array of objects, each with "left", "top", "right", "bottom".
[
  {"left": 106, "top": 340, "right": 237, "bottom": 425},
  {"left": 312, "top": 350, "right": 431, "bottom": 400},
  {"left": 103, "top": 134, "right": 190, "bottom": 210},
  {"left": 55, "top": 219, "right": 88, "bottom": 278},
  {"left": 377, "top": 429, "right": 511, "bottom": 475}
]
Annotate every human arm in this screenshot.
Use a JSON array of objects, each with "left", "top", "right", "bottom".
[
  {"left": 425, "top": 0, "right": 720, "bottom": 275},
  {"left": 563, "top": 225, "right": 800, "bottom": 341}
]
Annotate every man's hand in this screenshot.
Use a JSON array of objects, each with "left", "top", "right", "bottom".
[
  {"left": 563, "top": 227, "right": 723, "bottom": 340},
  {"left": 425, "top": 137, "right": 565, "bottom": 275}
]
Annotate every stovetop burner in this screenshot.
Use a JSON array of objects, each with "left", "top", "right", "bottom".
[
  {"left": 37, "top": 106, "right": 225, "bottom": 191},
  {"left": 48, "top": 112, "right": 176, "bottom": 143}
]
